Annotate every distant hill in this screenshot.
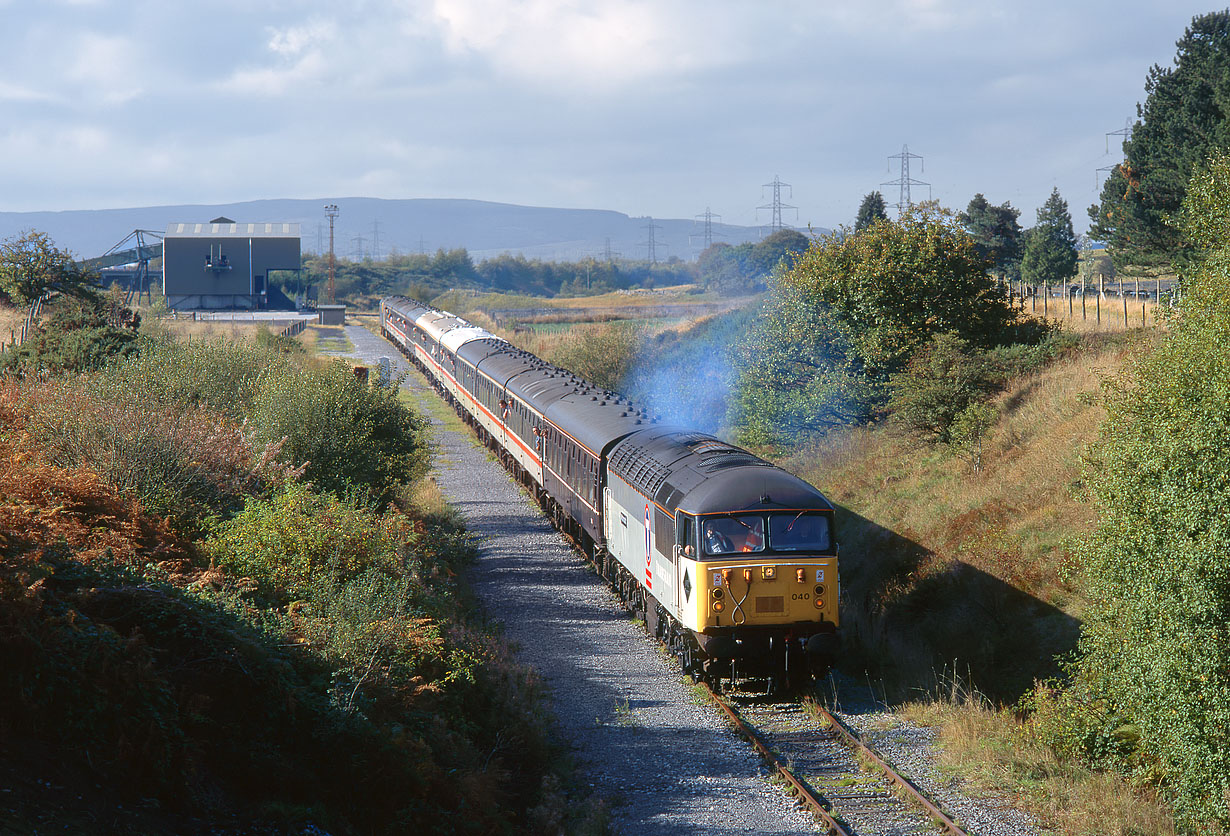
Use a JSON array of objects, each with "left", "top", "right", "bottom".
[{"left": 0, "top": 198, "right": 817, "bottom": 263}]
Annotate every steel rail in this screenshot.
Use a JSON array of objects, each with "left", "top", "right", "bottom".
[
  {"left": 705, "top": 685, "right": 853, "bottom": 836},
  {"left": 809, "top": 700, "right": 969, "bottom": 836}
]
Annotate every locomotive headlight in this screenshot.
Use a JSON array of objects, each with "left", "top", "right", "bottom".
[
  {"left": 711, "top": 587, "right": 724, "bottom": 600},
  {"left": 814, "top": 584, "right": 826, "bottom": 597},
  {"left": 762, "top": 566, "right": 776, "bottom": 581},
  {"left": 813, "top": 596, "right": 825, "bottom": 609},
  {"left": 713, "top": 600, "right": 725, "bottom": 613}
]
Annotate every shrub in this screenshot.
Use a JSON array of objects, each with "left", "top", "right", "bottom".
[
  {"left": 98, "top": 335, "right": 291, "bottom": 420},
  {"left": 733, "top": 206, "right": 1024, "bottom": 448},
  {"left": 203, "top": 482, "right": 415, "bottom": 605},
  {"left": 887, "top": 332, "right": 1004, "bottom": 445},
  {"left": 544, "top": 322, "right": 643, "bottom": 392},
  {"left": 25, "top": 381, "right": 294, "bottom": 534},
  {"left": 0, "top": 290, "right": 140, "bottom": 375},
  {"left": 250, "top": 359, "right": 430, "bottom": 506},
  {"left": 1073, "top": 150, "right": 1230, "bottom": 830}
]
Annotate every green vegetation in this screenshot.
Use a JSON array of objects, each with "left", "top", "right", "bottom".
[
  {"left": 1061, "top": 149, "right": 1230, "bottom": 831},
  {"left": 959, "top": 193, "right": 1022, "bottom": 280},
  {"left": 855, "top": 191, "right": 889, "bottom": 232},
  {"left": 1021, "top": 188, "right": 1078, "bottom": 290},
  {"left": 250, "top": 359, "right": 430, "bottom": 506},
  {"left": 696, "top": 228, "right": 811, "bottom": 296},
  {"left": 732, "top": 206, "right": 1033, "bottom": 448},
  {"left": 1, "top": 287, "right": 141, "bottom": 374},
  {"left": 0, "top": 229, "right": 98, "bottom": 305},
  {"left": 299, "top": 248, "right": 697, "bottom": 308},
  {"left": 0, "top": 319, "right": 602, "bottom": 834},
  {"left": 1089, "top": 10, "right": 1230, "bottom": 273}
]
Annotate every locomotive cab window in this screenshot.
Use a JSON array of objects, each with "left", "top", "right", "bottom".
[
  {"left": 676, "top": 514, "right": 696, "bottom": 558},
  {"left": 769, "top": 512, "right": 831, "bottom": 552},
  {"left": 703, "top": 515, "right": 764, "bottom": 555}
]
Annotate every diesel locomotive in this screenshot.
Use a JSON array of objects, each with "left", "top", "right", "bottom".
[{"left": 380, "top": 296, "right": 840, "bottom": 688}]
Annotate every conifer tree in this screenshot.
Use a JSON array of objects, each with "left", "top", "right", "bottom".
[
  {"left": 854, "top": 191, "right": 889, "bottom": 232},
  {"left": 1021, "top": 188, "right": 1077, "bottom": 289},
  {"left": 1089, "top": 10, "right": 1230, "bottom": 271}
]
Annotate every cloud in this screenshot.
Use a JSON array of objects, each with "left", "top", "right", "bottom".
[
  {"left": 63, "top": 33, "right": 146, "bottom": 105},
  {"left": 427, "top": 0, "right": 731, "bottom": 90}
]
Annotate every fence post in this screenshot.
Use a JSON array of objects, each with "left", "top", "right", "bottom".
[{"left": 1098, "top": 273, "right": 1103, "bottom": 326}]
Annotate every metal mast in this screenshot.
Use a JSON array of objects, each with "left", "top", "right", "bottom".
[
  {"left": 695, "top": 207, "right": 721, "bottom": 249},
  {"left": 642, "top": 217, "right": 662, "bottom": 264},
  {"left": 882, "top": 145, "right": 929, "bottom": 216},
  {"left": 757, "top": 176, "right": 796, "bottom": 232},
  {"left": 324, "top": 204, "right": 339, "bottom": 304}
]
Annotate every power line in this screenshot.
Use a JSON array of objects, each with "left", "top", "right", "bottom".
[
  {"left": 1097, "top": 118, "right": 1134, "bottom": 189},
  {"left": 1106, "top": 117, "right": 1133, "bottom": 153},
  {"left": 882, "top": 144, "right": 930, "bottom": 216},
  {"left": 757, "top": 176, "right": 797, "bottom": 233},
  {"left": 602, "top": 236, "right": 620, "bottom": 262},
  {"left": 371, "top": 220, "right": 381, "bottom": 261}
]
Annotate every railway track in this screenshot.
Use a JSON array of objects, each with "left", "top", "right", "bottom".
[
  {"left": 370, "top": 323, "right": 977, "bottom": 835},
  {"left": 710, "top": 682, "right": 971, "bottom": 836}
]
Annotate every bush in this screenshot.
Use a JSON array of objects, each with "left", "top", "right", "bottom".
[
  {"left": 733, "top": 206, "right": 1024, "bottom": 448},
  {"left": 204, "top": 482, "right": 416, "bottom": 605},
  {"left": 1073, "top": 150, "right": 1230, "bottom": 830},
  {"left": 887, "top": 332, "right": 1005, "bottom": 445},
  {"left": 544, "top": 322, "right": 643, "bottom": 391},
  {"left": 0, "top": 290, "right": 140, "bottom": 375},
  {"left": 25, "top": 381, "right": 294, "bottom": 534},
  {"left": 250, "top": 359, "right": 430, "bottom": 506},
  {"left": 1017, "top": 679, "right": 1139, "bottom": 771},
  {"left": 99, "top": 335, "right": 292, "bottom": 420}
]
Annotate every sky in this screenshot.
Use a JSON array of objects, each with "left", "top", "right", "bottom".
[{"left": 0, "top": 0, "right": 1220, "bottom": 240}]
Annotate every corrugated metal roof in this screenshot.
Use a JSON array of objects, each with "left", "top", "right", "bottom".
[{"left": 164, "top": 222, "right": 300, "bottom": 238}]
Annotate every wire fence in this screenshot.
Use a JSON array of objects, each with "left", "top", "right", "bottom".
[{"left": 1013, "top": 276, "right": 1173, "bottom": 332}]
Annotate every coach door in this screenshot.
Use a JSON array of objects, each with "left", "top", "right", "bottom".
[{"left": 674, "top": 513, "right": 694, "bottom": 616}]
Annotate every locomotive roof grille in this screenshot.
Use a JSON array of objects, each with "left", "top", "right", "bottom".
[{"left": 699, "top": 451, "right": 770, "bottom": 472}]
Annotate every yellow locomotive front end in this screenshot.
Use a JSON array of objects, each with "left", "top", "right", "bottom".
[{"left": 674, "top": 509, "right": 840, "bottom": 685}]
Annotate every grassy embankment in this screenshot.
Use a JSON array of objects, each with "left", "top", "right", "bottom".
[
  {"left": 782, "top": 324, "right": 1176, "bottom": 835},
  {"left": 0, "top": 301, "right": 606, "bottom": 835}
]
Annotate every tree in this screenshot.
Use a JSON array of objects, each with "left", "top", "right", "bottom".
[
  {"left": 959, "top": 193, "right": 1022, "bottom": 278},
  {"left": 733, "top": 206, "right": 1019, "bottom": 447},
  {"left": 697, "top": 231, "right": 809, "bottom": 297},
  {"left": 749, "top": 228, "right": 810, "bottom": 276},
  {"left": 0, "top": 230, "right": 98, "bottom": 306},
  {"left": 1073, "top": 149, "right": 1230, "bottom": 830},
  {"left": 855, "top": 191, "right": 889, "bottom": 232},
  {"left": 1020, "top": 188, "right": 1077, "bottom": 288},
  {"left": 1088, "top": 11, "right": 1230, "bottom": 272}
]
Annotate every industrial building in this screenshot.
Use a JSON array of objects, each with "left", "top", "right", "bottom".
[{"left": 162, "top": 217, "right": 300, "bottom": 310}]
